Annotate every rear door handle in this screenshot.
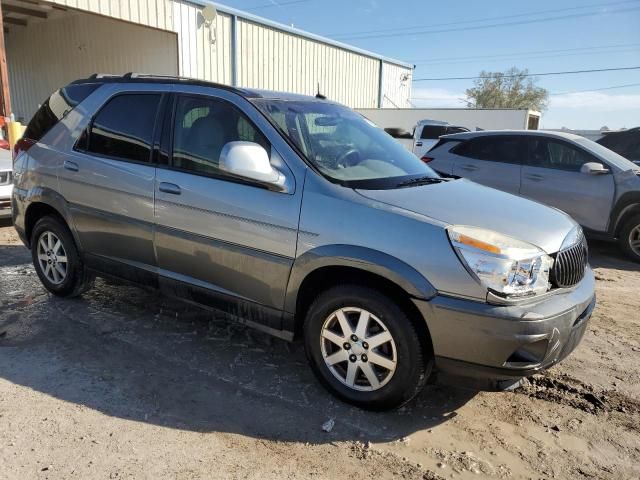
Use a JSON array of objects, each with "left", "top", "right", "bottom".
[
  {"left": 525, "top": 174, "right": 544, "bottom": 181},
  {"left": 415, "top": 142, "right": 423, "bottom": 147},
  {"left": 460, "top": 164, "right": 478, "bottom": 172},
  {"left": 158, "top": 182, "right": 181, "bottom": 195},
  {"left": 63, "top": 160, "right": 79, "bottom": 172}
]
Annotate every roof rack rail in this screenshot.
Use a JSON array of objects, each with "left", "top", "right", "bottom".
[{"left": 70, "top": 73, "right": 255, "bottom": 97}]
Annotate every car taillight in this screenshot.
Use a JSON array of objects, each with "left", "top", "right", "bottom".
[
  {"left": 13, "top": 138, "right": 35, "bottom": 160},
  {"left": 421, "top": 155, "right": 434, "bottom": 163}
]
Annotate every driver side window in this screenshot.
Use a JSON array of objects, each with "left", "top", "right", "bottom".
[
  {"left": 171, "top": 95, "right": 270, "bottom": 177},
  {"left": 527, "top": 138, "right": 594, "bottom": 172}
]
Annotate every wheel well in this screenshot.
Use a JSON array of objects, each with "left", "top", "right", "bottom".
[
  {"left": 295, "top": 266, "right": 434, "bottom": 356},
  {"left": 614, "top": 203, "right": 640, "bottom": 237},
  {"left": 24, "top": 203, "right": 66, "bottom": 247}
]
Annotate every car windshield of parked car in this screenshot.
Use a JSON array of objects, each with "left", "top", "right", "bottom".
[{"left": 252, "top": 99, "right": 439, "bottom": 188}]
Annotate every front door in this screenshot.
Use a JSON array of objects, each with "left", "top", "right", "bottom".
[
  {"left": 519, "top": 137, "right": 615, "bottom": 232},
  {"left": 153, "top": 91, "right": 302, "bottom": 330}
]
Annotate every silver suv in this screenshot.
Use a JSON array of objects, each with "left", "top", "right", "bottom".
[
  {"left": 12, "top": 75, "right": 596, "bottom": 410},
  {"left": 426, "top": 130, "right": 640, "bottom": 262}
]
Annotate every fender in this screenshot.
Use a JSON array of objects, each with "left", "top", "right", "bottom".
[
  {"left": 609, "top": 191, "right": 640, "bottom": 236},
  {"left": 18, "top": 186, "right": 81, "bottom": 250},
  {"left": 284, "top": 244, "right": 437, "bottom": 314}
]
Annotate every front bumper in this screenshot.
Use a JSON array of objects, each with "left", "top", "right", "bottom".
[{"left": 414, "top": 267, "right": 596, "bottom": 390}]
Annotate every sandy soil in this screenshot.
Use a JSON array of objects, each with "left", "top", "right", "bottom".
[{"left": 1, "top": 218, "right": 638, "bottom": 480}]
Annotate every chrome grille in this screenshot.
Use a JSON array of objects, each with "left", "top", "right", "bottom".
[
  {"left": 551, "top": 237, "right": 588, "bottom": 288},
  {"left": 0, "top": 171, "right": 12, "bottom": 185}
]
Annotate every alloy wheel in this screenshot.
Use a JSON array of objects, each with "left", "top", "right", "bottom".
[
  {"left": 629, "top": 224, "right": 640, "bottom": 256},
  {"left": 320, "top": 307, "right": 397, "bottom": 392},
  {"left": 37, "top": 231, "right": 68, "bottom": 285}
]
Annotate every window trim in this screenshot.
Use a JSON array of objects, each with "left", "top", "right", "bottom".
[
  {"left": 525, "top": 136, "right": 604, "bottom": 172},
  {"left": 161, "top": 92, "right": 280, "bottom": 192},
  {"left": 73, "top": 91, "right": 167, "bottom": 167}
]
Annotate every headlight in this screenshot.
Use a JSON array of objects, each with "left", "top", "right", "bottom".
[{"left": 447, "top": 225, "right": 553, "bottom": 299}]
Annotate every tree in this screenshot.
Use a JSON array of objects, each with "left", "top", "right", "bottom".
[{"left": 465, "top": 67, "right": 549, "bottom": 111}]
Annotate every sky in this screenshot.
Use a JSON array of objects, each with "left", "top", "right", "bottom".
[{"left": 220, "top": 0, "right": 640, "bottom": 129}]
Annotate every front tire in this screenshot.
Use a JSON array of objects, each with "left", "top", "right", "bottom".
[
  {"left": 31, "top": 215, "right": 94, "bottom": 297},
  {"left": 304, "top": 285, "right": 431, "bottom": 410},
  {"left": 619, "top": 215, "right": 640, "bottom": 263}
]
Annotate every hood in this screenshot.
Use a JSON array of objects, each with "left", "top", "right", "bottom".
[{"left": 356, "top": 179, "right": 577, "bottom": 254}]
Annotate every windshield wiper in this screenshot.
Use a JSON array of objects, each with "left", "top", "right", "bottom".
[{"left": 396, "top": 176, "right": 446, "bottom": 187}]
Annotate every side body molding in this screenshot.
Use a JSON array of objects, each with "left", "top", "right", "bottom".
[{"left": 284, "top": 244, "right": 438, "bottom": 314}]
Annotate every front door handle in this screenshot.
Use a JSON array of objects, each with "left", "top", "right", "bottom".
[
  {"left": 415, "top": 141, "right": 423, "bottom": 147},
  {"left": 460, "top": 164, "right": 478, "bottom": 172},
  {"left": 63, "top": 160, "right": 79, "bottom": 172},
  {"left": 158, "top": 182, "right": 181, "bottom": 195},
  {"left": 525, "top": 174, "right": 544, "bottom": 181}
]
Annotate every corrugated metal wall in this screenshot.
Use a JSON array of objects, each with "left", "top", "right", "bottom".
[
  {"left": 236, "top": 19, "right": 380, "bottom": 108},
  {"left": 171, "top": 1, "right": 233, "bottom": 84},
  {"left": 12, "top": 0, "right": 412, "bottom": 113},
  {"left": 6, "top": 10, "right": 178, "bottom": 121},
  {"left": 380, "top": 62, "right": 413, "bottom": 108}
]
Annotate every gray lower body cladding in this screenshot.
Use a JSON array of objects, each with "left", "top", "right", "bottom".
[{"left": 413, "top": 268, "right": 596, "bottom": 389}]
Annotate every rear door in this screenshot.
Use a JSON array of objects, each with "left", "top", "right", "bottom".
[
  {"left": 60, "top": 86, "right": 166, "bottom": 281},
  {"left": 520, "top": 136, "right": 615, "bottom": 232},
  {"left": 450, "top": 135, "right": 525, "bottom": 195},
  {"left": 153, "top": 90, "right": 302, "bottom": 330}
]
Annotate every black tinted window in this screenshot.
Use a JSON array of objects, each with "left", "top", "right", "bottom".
[
  {"left": 24, "top": 83, "right": 100, "bottom": 142},
  {"left": 172, "top": 96, "right": 269, "bottom": 176},
  {"left": 445, "top": 126, "right": 469, "bottom": 135},
  {"left": 528, "top": 138, "right": 594, "bottom": 171},
  {"left": 420, "top": 125, "right": 448, "bottom": 139},
  {"left": 88, "top": 94, "right": 161, "bottom": 163},
  {"left": 454, "top": 136, "right": 524, "bottom": 164}
]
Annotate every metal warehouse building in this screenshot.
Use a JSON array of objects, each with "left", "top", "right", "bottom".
[{"left": 0, "top": 0, "right": 413, "bottom": 123}]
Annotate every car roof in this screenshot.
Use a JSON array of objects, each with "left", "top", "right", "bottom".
[
  {"left": 70, "top": 73, "right": 331, "bottom": 103},
  {"left": 440, "top": 130, "right": 585, "bottom": 141}
]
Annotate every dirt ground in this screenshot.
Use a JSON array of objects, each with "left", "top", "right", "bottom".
[{"left": 0, "top": 218, "right": 638, "bottom": 480}]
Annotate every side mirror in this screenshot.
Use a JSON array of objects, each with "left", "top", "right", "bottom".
[
  {"left": 219, "top": 141, "right": 285, "bottom": 188},
  {"left": 580, "top": 162, "right": 610, "bottom": 175}
]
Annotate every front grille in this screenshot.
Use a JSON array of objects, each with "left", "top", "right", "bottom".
[
  {"left": 0, "top": 171, "right": 12, "bottom": 185},
  {"left": 551, "top": 236, "right": 588, "bottom": 288}
]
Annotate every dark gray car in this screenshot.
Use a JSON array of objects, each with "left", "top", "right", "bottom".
[
  {"left": 426, "top": 130, "right": 640, "bottom": 262},
  {"left": 12, "top": 75, "right": 595, "bottom": 410}
]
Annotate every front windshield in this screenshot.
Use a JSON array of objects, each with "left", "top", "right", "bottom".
[{"left": 252, "top": 99, "right": 439, "bottom": 188}]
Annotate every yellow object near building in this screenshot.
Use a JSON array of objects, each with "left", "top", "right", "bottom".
[{"left": 7, "top": 121, "right": 26, "bottom": 150}]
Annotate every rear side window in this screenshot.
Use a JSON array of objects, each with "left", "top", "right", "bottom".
[
  {"left": 445, "top": 126, "right": 469, "bottom": 135},
  {"left": 23, "top": 83, "right": 100, "bottom": 142},
  {"left": 453, "top": 136, "right": 524, "bottom": 164},
  {"left": 420, "top": 125, "right": 448, "bottom": 139},
  {"left": 86, "top": 94, "right": 161, "bottom": 163},
  {"left": 171, "top": 95, "right": 269, "bottom": 177}
]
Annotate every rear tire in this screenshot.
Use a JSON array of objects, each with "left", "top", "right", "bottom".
[
  {"left": 31, "top": 215, "right": 94, "bottom": 297},
  {"left": 619, "top": 215, "right": 640, "bottom": 263},
  {"left": 303, "top": 284, "right": 431, "bottom": 411}
]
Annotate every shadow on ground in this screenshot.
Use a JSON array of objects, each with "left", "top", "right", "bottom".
[
  {"left": 0, "top": 244, "right": 475, "bottom": 445},
  {"left": 2, "top": 235, "right": 634, "bottom": 445}
]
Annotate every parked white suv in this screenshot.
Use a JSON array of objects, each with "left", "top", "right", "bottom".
[{"left": 426, "top": 130, "right": 640, "bottom": 261}]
